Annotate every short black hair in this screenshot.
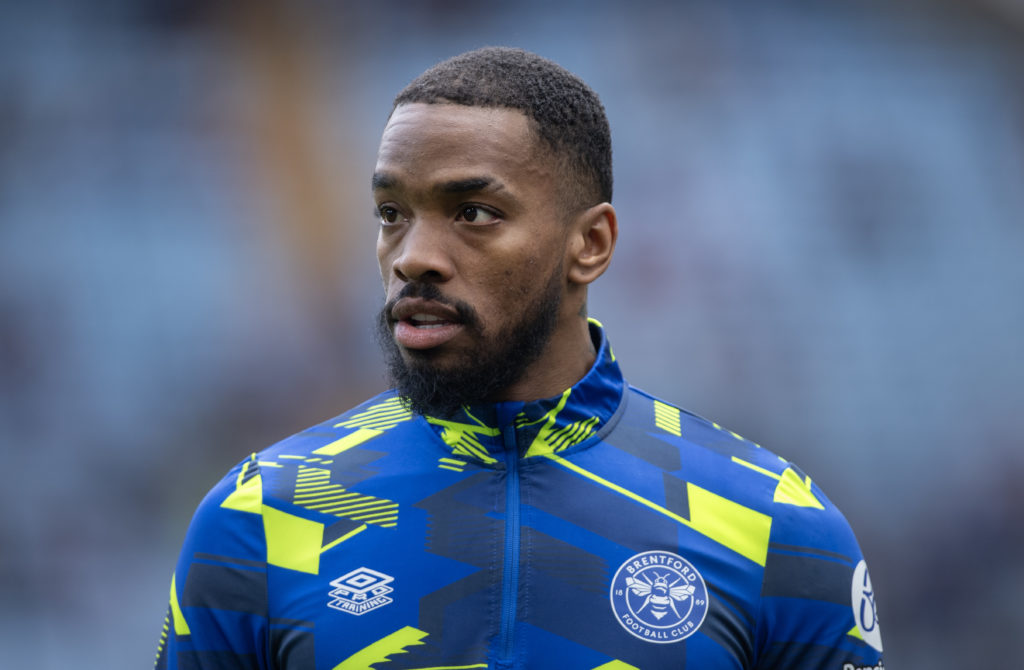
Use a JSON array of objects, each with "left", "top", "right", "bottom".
[{"left": 393, "top": 47, "right": 612, "bottom": 207}]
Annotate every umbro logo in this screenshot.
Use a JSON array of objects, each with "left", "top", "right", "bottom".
[{"left": 327, "top": 567, "right": 394, "bottom": 616}]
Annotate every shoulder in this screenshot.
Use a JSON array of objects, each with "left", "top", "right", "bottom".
[
  {"left": 616, "top": 387, "right": 883, "bottom": 663},
  {"left": 612, "top": 385, "right": 866, "bottom": 566},
  {"left": 618, "top": 386, "right": 845, "bottom": 515},
  {"left": 219, "top": 390, "right": 413, "bottom": 502}
]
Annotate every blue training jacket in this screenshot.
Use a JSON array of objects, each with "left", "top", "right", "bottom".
[{"left": 157, "top": 321, "right": 884, "bottom": 669}]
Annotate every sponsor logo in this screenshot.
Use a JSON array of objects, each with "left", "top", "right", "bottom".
[
  {"left": 843, "top": 663, "right": 885, "bottom": 670},
  {"left": 327, "top": 567, "right": 394, "bottom": 616},
  {"left": 851, "top": 560, "right": 883, "bottom": 652},
  {"left": 610, "top": 550, "right": 709, "bottom": 644}
]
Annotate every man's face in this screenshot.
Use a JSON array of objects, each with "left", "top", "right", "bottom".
[{"left": 373, "top": 103, "right": 572, "bottom": 416}]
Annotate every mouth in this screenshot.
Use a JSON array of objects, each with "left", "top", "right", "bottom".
[
  {"left": 390, "top": 299, "right": 465, "bottom": 350},
  {"left": 406, "top": 313, "right": 455, "bottom": 329}
]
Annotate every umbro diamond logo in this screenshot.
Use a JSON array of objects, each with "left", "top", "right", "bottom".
[{"left": 327, "top": 567, "right": 394, "bottom": 616}]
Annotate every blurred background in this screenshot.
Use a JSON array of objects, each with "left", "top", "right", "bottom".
[{"left": 2, "top": 0, "right": 1022, "bottom": 667}]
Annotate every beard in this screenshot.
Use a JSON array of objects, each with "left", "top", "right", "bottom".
[{"left": 375, "top": 269, "right": 562, "bottom": 418}]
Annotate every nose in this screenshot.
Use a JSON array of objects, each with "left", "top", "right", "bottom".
[{"left": 388, "top": 218, "right": 453, "bottom": 284}]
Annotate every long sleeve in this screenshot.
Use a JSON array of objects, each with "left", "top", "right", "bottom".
[{"left": 156, "top": 456, "right": 269, "bottom": 670}]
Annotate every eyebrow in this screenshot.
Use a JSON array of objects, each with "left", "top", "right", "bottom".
[
  {"left": 436, "top": 177, "right": 499, "bottom": 194},
  {"left": 371, "top": 172, "right": 504, "bottom": 195},
  {"left": 371, "top": 172, "right": 395, "bottom": 190}
]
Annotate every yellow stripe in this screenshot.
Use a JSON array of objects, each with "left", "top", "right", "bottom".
[
  {"left": 320, "top": 524, "right": 367, "bottom": 554},
  {"left": 298, "top": 493, "right": 360, "bottom": 506},
  {"left": 332, "top": 625, "right": 429, "bottom": 670},
  {"left": 732, "top": 457, "right": 824, "bottom": 509},
  {"left": 169, "top": 573, "right": 191, "bottom": 636},
  {"left": 302, "top": 493, "right": 361, "bottom": 505},
  {"left": 439, "top": 465, "right": 464, "bottom": 472},
  {"left": 295, "top": 485, "right": 338, "bottom": 495},
  {"left": 350, "top": 510, "right": 400, "bottom": 521},
  {"left": 314, "top": 428, "right": 384, "bottom": 456},
  {"left": 547, "top": 454, "right": 691, "bottom": 522},
  {"left": 653, "top": 400, "right": 682, "bottom": 436},
  {"left": 731, "top": 456, "right": 780, "bottom": 480},
  {"left": 546, "top": 454, "right": 771, "bottom": 566},
  {"left": 591, "top": 662, "right": 640, "bottom": 670},
  {"left": 331, "top": 501, "right": 398, "bottom": 514},
  {"left": 316, "top": 497, "right": 377, "bottom": 511}
]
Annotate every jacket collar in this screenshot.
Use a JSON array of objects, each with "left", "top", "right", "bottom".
[{"left": 423, "top": 319, "right": 624, "bottom": 464}]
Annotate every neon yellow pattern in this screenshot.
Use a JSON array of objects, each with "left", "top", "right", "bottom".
[
  {"left": 587, "top": 317, "right": 614, "bottom": 361},
  {"left": 169, "top": 572, "right": 190, "bottom": 636},
  {"left": 263, "top": 505, "right": 324, "bottom": 574},
  {"left": 712, "top": 421, "right": 760, "bottom": 447},
  {"left": 546, "top": 454, "right": 771, "bottom": 566},
  {"left": 847, "top": 624, "right": 864, "bottom": 641},
  {"left": 774, "top": 468, "right": 825, "bottom": 509},
  {"left": 320, "top": 524, "right": 367, "bottom": 554},
  {"left": 522, "top": 390, "right": 599, "bottom": 457},
  {"left": 731, "top": 457, "right": 825, "bottom": 509},
  {"left": 686, "top": 483, "right": 772, "bottom": 567},
  {"left": 653, "top": 400, "right": 682, "bottom": 436},
  {"left": 155, "top": 614, "right": 169, "bottom": 667},
  {"left": 332, "top": 625, "right": 429, "bottom": 670},
  {"left": 312, "top": 398, "right": 414, "bottom": 456},
  {"left": 427, "top": 412, "right": 501, "bottom": 464},
  {"left": 591, "top": 661, "right": 640, "bottom": 670},
  {"left": 437, "top": 457, "right": 466, "bottom": 472},
  {"left": 220, "top": 456, "right": 263, "bottom": 514},
  {"left": 293, "top": 465, "right": 399, "bottom": 527},
  {"left": 336, "top": 397, "right": 413, "bottom": 430},
  {"left": 314, "top": 427, "right": 384, "bottom": 456}
]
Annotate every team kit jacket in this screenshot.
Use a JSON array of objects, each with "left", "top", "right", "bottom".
[{"left": 157, "top": 322, "right": 884, "bottom": 669}]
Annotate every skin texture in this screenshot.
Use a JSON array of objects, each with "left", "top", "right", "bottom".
[{"left": 374, "top": 103, "right": 618, "bottom": 404}]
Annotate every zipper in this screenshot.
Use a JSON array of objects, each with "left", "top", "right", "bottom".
[{"left": 498, "top": 423, "right": 521, "bottom": 665}]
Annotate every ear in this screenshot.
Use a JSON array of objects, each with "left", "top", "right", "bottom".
[{"left": 566, "top": 202, "right": 618, "bottom": 286}]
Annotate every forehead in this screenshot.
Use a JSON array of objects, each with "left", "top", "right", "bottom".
[{"left": 374, "top": 103, "right": 550, "bottom": 189}]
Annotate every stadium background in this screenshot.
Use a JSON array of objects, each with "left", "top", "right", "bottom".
[{"left": 2, "top": 0, "right": 1022, "bottom": 668}]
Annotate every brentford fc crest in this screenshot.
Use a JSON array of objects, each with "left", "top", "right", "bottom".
[
  {"left": 610, "top": 550, "right": 709, "bottom": 644},
  {"left": 327, "top": 567, "right": 394, "bottom": 616}
]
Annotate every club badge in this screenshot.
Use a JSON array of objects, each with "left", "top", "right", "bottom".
[{"left": 610, "top": 550, "right": 709, "bottom": 644}]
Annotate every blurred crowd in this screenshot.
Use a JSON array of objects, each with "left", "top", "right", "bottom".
[{"left": 2, "top": 1, "right": 1023, "bottom": 668}]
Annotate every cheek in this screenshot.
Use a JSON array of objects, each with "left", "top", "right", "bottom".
[{"left": 376, "top": 236, "right": 393, "bottom": 283}]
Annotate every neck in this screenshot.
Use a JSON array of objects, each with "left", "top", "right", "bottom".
[{"left": 491, "top": 315, "right": 596, "bottom": 403}]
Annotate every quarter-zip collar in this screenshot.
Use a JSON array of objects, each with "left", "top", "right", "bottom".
[{"left": 424, "top": 319, "right": 624, "bottom": 465}]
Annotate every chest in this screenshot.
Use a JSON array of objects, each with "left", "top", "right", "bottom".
[{"left": 264, "top": 458, "right": 761, "bottom": 669}]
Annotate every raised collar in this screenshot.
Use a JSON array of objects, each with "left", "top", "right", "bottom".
[{"left": 423, "top": 319, "right": 624, "bottom": 464}]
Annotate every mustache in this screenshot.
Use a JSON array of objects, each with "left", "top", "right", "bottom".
[{"left": 383, "top": 283, "right": 481, "bottom": 329}]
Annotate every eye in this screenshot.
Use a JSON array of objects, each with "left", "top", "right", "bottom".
[
  {"left": 456, "top": 205, "right": 499, "bottom": 225},
  {"left": 377, "top": 205, "right": 404, "bottom": 225}
]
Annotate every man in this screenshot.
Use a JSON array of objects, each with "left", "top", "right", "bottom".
[{"left": 157, "top": 47, "right": 884, "bottom": 669}]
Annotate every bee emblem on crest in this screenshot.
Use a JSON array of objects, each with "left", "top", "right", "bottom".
[
  {"left": 610, "top": 550, "right": 709, "bottom": 644},
  {"left": 625, "top": 571, "right": 697, "bottom": 620}
]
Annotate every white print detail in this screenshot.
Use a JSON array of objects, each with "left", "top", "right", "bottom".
[
  {"left": 328, "top": 567, "right": 394, "bottom": 616},
  {"left": 851, "top": 560, "right": 883, "bottom": 652},
  {"left": 843, "top": 663, "right": 885, "bottom": 670},
  {"left": 609, "top": 550, "right": 709, "bottom": 644}
]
